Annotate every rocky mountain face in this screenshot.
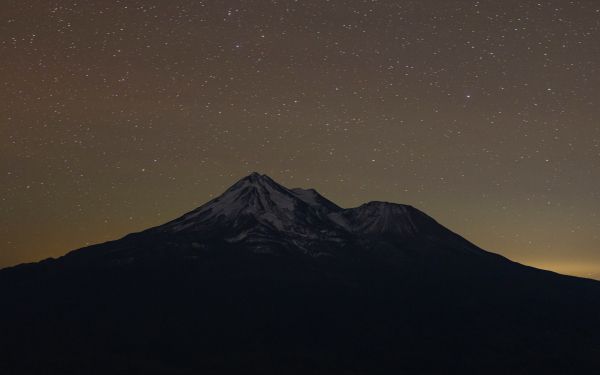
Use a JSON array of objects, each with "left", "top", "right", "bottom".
[{"left": 1, "top": 173, "right": 600, "bottom": 375}]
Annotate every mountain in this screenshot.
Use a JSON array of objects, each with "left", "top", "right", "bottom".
[{"left": 1, "top": 173, "right": 600, "bottom": 375}]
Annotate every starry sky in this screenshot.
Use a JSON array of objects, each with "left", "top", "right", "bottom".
[{"left": 1, "top": 1, "right": 599, "bottom": 278}]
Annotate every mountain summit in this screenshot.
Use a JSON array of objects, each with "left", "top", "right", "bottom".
[
  {"left": 1, "top": 173, "right": 600, "bottom": 375},
  {"left": 149, "top": 173, "right": 488, "bottom": 258},
  {"left": 157, "top": 172, "right": 343, "bottom": 241}
]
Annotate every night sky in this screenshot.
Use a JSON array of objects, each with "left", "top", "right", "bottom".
[{"left": 1, "top": 1, "right": 599, "bottom": 278}]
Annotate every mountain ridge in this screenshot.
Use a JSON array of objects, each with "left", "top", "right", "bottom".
[
  {"left": 150, "top": 173, "right": 492, "bottom": 256},
  {"left": 1, "top": 173, "right": 595, "bottom": 279}
]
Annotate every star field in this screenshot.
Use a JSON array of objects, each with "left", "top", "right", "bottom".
[{"left": 1, "top": 1, "right": 599, "bottom": 278}]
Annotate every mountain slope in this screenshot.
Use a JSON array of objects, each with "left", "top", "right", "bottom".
[{"left": 1, "top": 173, "right": 600, "bottom": 375}]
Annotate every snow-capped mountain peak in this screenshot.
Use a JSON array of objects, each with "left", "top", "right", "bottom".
[
  {"left": 153, "top": 173, "right": 471, "bottom": 254},
  {"left": 326, "top": 201, "right": 431, "bottom": 235},
  {"left": 157, "top": 173, "right": 338, "bottom": 238}
]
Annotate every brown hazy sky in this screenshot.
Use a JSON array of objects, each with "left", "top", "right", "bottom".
[{"left": 1, "top": 1, "right": 599, "bottom": 279}]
